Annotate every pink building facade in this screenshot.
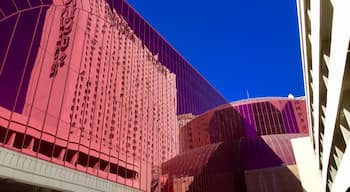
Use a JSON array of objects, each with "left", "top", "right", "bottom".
[
  {"left": 104, "top": 0, "right": 228, "bottom": 115},
  {"left": 0, "top": 1, "right": 309, "bottom": 192},
  {"left": 0, "top": 1, "right": 179, "bottom": 191}
]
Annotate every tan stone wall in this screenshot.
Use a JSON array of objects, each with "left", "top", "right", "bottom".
[{"left": 245, "top": 165, "right": 303, "bottom": 192}]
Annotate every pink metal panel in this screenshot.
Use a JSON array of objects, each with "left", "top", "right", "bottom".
[
  {"left": 0, "top": 1, "right": 178, "bottom": 191},
  {"left": 161, "top": 134, "right": 307, "bottom": 192}
]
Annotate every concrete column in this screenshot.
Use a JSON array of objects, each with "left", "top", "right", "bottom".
[{"left": 322, "top": 0, "right": 350, "bottom": 186}]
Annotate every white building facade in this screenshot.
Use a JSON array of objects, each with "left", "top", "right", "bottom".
[{"left": 294, "top": 0, "right": 350, "bottom": 191}]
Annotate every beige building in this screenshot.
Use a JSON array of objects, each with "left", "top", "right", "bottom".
[{"left": 294, "top": 0, "right": 350, "bottom": 191}]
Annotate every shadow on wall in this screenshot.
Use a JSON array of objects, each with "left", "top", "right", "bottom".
[{"left": 161, "top": 134, "right": 305, "bottom": 192}]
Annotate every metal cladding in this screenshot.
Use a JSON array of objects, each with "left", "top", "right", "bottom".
[
  {"left": 0, "top": 0, "right": 227, "bottom": 117},
  {"left": 0, "top": 0, "right": 210, "bottom": 191},
  {"left": 179, "top": 97, "right": 308, "bottom": 153},
  {"left": 0, "top": 1, "right": 309, "bottom": 192},
  {"left": 161, "top": 134, "right": 307, "bottom": 192},
  {"left": 0, "top": 1, "right": 227, "bottom": 189},
  {"left": 104, "top": 0, "right": 228, "bottom": 115}
]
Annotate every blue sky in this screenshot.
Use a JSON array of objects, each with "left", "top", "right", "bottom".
[{"left": 127, "top": 0, "right": 304, "bottom": 102}]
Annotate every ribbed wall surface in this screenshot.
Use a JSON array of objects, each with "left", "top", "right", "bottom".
[
  {"left": 0, "top": 1, "right": 187, "bottom": 191},
  {"left": 104, "top": 0, "right": 228, "bottom": 115},
  {"left": 179, "top": 98, "right": 308, "bottom": 152},
  {"left": 161, "top": 134, "right": 306, "bottom": 192}
]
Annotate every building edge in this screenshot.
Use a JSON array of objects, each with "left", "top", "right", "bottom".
[{"left": 0, "top": 147, "right": 141, "bottom": 192}]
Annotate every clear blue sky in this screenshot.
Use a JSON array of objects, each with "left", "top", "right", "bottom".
[{"left": 127, "top": 0, "right": 304, "bottom": 102}]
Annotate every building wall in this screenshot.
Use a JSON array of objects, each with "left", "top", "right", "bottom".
[
  {"left": 296, "top": 0, "right": 350, "bottom": 190},
  {"left": 244, "top": 165, "right": 302, "bottom": 192},
  {"left": 103, "top": 0, "right": 228, "bottom": 115},
  {"left": 178, "top": 113, "right": 210, "bottom": 153},
  {"left": 0, "top": 147, "right": 141, "bottom": 192},
  {"left": 0, "top": 1, "right": 183, "bottom": 191},
  {"left": 171, "top": 176, "right": 194, "bottom": 192},
  {"left": 177, "top": 114, "right": 196, "bottom": 153},
  {"left": 0, "top": 1, "right": 227, "bottom": 188}
]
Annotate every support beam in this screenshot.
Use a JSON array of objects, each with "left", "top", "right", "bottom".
[
  {"left": 0, "top": 147, "right": 140, "bottom": 192},
  {"left": 322, "top": 0, "right": 350, "bottom": 183},
  {"left": 332, "top": 141, "right": 350, "bottom": 191}
]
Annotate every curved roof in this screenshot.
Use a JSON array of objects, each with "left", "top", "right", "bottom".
[{"left": 230, "top": 96, "right": 305, "bottom": 106}]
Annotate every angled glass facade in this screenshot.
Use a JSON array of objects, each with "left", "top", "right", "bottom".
[{"left": 104, "top": 0, "right": 228, "bottom": 115}]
